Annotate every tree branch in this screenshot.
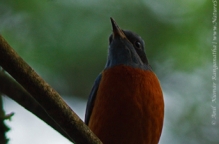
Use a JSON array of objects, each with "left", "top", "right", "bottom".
[
  {"left": 0, "top": 35, "right": 102, "bottom": 144},
  {"left": 0, "top": 71, "right": 73, "bottom": 142}
]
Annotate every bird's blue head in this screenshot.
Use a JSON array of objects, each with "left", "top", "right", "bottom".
[{"left": 105, "top": 18, "right": 151, "bottom": 71}]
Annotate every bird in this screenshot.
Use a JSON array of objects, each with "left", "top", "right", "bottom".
[{"left": 85, "top": 17, "right": 164, "bottom": 144}]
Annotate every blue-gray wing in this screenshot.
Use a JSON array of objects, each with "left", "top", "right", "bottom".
[{"left": 85, "top": 74, "right": 102, "bottom": 125}]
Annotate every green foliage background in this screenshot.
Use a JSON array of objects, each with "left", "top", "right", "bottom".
[{"left": 0, "top": 0, "right": 218, "bottom": 144}]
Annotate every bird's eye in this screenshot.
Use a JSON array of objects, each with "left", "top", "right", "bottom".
[{"left": 134, "top": 41, "right": 141, "bottom": 49}]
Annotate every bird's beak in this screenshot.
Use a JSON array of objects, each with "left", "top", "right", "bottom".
[{"left": 110, "top": 17, "right": 127, "bottom": 39}]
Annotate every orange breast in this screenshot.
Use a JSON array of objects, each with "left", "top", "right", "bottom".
[{"left": 89, "top": 65, "right": 164, "bottom": 144}]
